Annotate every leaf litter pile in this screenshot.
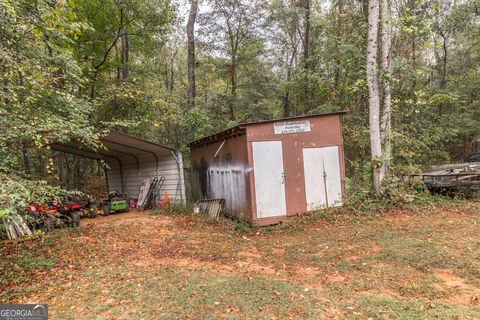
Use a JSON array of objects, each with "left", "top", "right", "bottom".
[{"left": 1, "top": 203, "right": 480, "bottom": 319}]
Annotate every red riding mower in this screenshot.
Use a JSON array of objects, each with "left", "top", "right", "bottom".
[
  {"left": 26, "top": 200, "right": 81, "bottom": 232},
  {"left": 69, "top": 195, "right": 98, "bottom": 218}
]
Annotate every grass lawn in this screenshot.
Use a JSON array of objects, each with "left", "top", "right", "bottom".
[{"left": 1, "top": 202, "right": 480, "bottom": 319}]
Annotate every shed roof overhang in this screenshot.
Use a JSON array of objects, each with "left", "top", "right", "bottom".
[{"left": 188, "top": 126, "right": 247, "bottom": 150}]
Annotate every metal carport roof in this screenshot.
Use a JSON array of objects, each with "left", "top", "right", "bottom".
[
  {"left": 51, "top": 131, "right": 179, "bottom": 164},
  {"left": 50, "top": 131, "right": 183, "bottom": 195}
]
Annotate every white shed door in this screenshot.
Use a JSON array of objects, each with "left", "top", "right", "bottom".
[
  {"left": 252, "top": 141, "right": 287, "bottom": 218},
  {"left": 303, "top": 146, "right": 342, "bottom": 210}
]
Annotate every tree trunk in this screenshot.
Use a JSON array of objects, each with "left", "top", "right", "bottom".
[
  {"left": 302, "top": 0, "right": 311, "bottom": 110},
  {"left": 228, "top": 55, "right": 237, "bottom": 121},
  {"left": 441, "top": 34, "right": 447, "bottom": 89},
  {"left": 119, "top": 9, "right": 129, "bottom": 80},
  {"left": 187, "top": 0, "right": 198, "bottom": 109},
  {"left": 64, "top": 153, "right": 72, "bottom": 188},
  {"left": 283, "top": 92, "right": 291, "bottom": 117},
  {"left": 367, "top": 0, "right": 383, "bottom": 193},
  {"left": 164, "top": 63, "right": 170, "bottom": 89},
  {"left": 58, "top": 153, "right": 67, "bottom": 187},
  {"left": 169, "top": 49, "right": 178, "bottom": 91},
  {"left": 230, "top": 54, "right": 237, "bottom": 97},
  {"left": 380, "top": 0, "right": 392, "bottom": 179},
  {"left": 73, "top": 155, "right": 79, "bottom": 189},
  {"left": 302, "top": 0, "right": 310, "bottom": 62}
]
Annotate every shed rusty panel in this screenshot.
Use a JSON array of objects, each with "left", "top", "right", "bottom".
[
  {"left": 190, "top": 134, "right": 252, "bottom": 220},
  {"left": 246, "top": 114, "right": 345, "bottom": 223}
]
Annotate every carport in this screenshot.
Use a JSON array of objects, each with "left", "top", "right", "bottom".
[{"left": 51, "top": 131, "right": 186, "bottom": 204}]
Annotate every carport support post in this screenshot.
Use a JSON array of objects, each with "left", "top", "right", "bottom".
[{"left": 117, "top": 158, "right": 125, "bottom": 194}]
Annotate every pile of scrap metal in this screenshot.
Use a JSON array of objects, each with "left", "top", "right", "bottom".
[
  {"left": 193, "top": 199, "right": 225, "bottom": 221},
  {"left": 406, "top": 158, "right": 480, "bottom": 192}
]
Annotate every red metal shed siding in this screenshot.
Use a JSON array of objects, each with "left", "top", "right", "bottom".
[
  {"left": 190, "top": 134, "right": 252, "bottom": 220},
  {"left": 246, "top": 114, "right": 345, "bottom": 224}
]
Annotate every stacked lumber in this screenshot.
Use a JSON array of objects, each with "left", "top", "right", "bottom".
[{"left": 2, "top": 215, "right": 32, "bottom": 240}]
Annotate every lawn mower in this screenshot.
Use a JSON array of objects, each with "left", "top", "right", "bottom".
[
  {"left": 70, "top": 195, "right": 99, "bottom": 218},
  {"left": 99, "top": 191, "right": 129, "bottom": 215},
  {"left": 58, "top": 200, "right": 81, "bottom": 227},
  {"left": 26, "top": 199, "right": 81, "bottom": 231}
]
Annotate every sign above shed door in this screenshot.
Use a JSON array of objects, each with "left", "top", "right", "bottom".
[
  {"left": 303, "top": 146, "right": 342, "bottom": 210},
  {"left": 252, "top": 141, "right": 287, "bottom": 218},
  {"left": 274, "top": 120, "right": 311, "bottom": 134}
]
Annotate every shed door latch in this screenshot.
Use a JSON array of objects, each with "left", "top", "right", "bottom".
[{"left": 281, "top": 172, "right": 287, "bottom": 184}]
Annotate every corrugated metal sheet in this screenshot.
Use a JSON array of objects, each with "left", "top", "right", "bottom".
[
  {"left": 106, "top": 154, "right": 184, "bottom": 203},
  {"left": 51, "top": 131, "right": 186, "bottom": 204}
]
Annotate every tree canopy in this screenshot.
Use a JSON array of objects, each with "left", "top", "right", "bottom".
[{"left": 1, "top": 0, "right": 480, "bottom": 198}]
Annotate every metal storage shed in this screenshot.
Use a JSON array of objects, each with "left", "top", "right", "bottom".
[
  {"left": 51, "top": 131, "right": 186, "bottom": 205},
  {"left": 189, "top": 112, "right": 346, "bottom": 225}
]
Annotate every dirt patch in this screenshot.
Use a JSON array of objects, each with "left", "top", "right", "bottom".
[
  {"left": 236, "top": 260, "right": 278, "bottom": 275},
  {"left": 237, "top": 248, "right": 278, "bottom": 275},
  {"left": 435, "top": 269, "right": 470, "bottom": 289},
  {"left": 326, "top": 273, "right": 347, "bottom": 283},
  {"left": 385, "top": 212, "right": 412, "bottom": 222},
  {"left": 300, "top": 266, "right": 320, "bottom": 277},
  {"left": 271, "top": 248, "right": 285, "bottom": 255},
  {"left": 348, "top": 244, "right": 382, "bottom": 260},
  {"left": 449, "top": 292, "right": 480, "bottom": 305},
  {"left": 287, "top": 266, "right": 323, "bottom": 288},
  {"left": 435, "top": 269, "right": 480, "bottom": 305},
  {"left": 238, "top": 248, "right": 262, "bottom": 259},
  {"left": 81, "top": 210, "right": 154, "bottom": 225}
]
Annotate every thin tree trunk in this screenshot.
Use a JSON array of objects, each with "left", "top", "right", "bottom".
[
  {"left": 228, "top": 54, "right": 237, "bottom": 121},
  {"left": 283, "top": 92, "right": 291, "bottom": 117},
  {"left": 302, "top": 0, "right": 310, "bottom": 62},
  {"left": 285, "top": 3, "right": 298, "bottom": 117},
  {"left": 441, "top": 34, "right": 447, "bottom": 89},
  {"left": 164, "top": 63, "right": 170, "bottom": 89},
  {"left": 64, "top": 153, "right": 71, "bottom": 188},
  {"left": 367, "top": 0, "right": 383, "bottom": 193},
  {"left": 119, "top": 8, "right": 129, "bottom": 80},
  {"left": 380, "top": 0, "right": 392, "bottom": 179},
  {"left": 302, "top": 0, "right": 311, "bottom": 110},
  {"left": 73, "top": 155, "right": 79, "bottom": 189},
  {"left": 230, "top": 51, "right": 237, "bottom": 97},
  {"left": 58, "top": 153, "right": 66, "bottom": 187},
  {"left": 283, "top": 65, "right": 292, "bottom": 117},
  {"left": 187, "top": 0, "right": 198, "bottom": 109},
  {"left": 115, "top": 40, "right": 120, "bottom": 79},
  {"left": 169, "top": 49, "right": 178, "bottom": 91}
]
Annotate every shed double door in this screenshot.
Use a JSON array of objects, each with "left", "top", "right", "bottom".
[
  {"left": 303, "top": 146, "right": 342, "bottom": 210},
  {"left": 252, "top": 141, "right": 287, "bottom": 218}
]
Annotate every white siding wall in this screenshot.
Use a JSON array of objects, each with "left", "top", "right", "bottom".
[{"left": 106, "top": 151, "right": 186, "bottom": 204}]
